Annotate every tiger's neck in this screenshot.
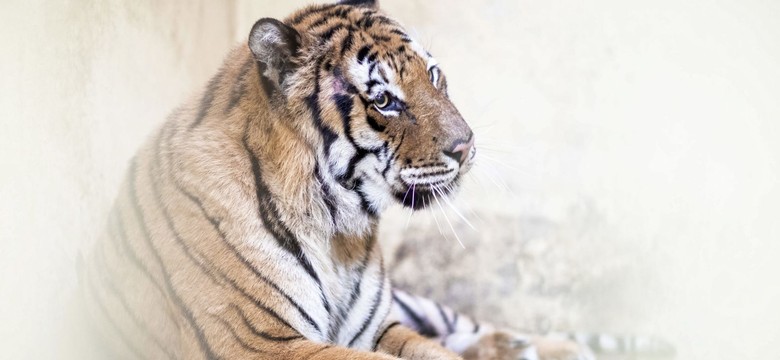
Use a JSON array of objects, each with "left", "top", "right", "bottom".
[{"left": 203, "top": 46, "right": 379, "bottom": 250}]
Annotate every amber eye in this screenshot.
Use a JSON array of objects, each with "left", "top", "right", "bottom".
[{"left": 374, "top": 92, "right": 391, "bottom": 110}]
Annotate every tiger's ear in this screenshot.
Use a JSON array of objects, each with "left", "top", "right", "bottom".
[
  {"left": 249, "top": 18, "right": 301, "bottom": 92},
  {"left": 339, "top": 0, "right": 379, "bottom": 9}
]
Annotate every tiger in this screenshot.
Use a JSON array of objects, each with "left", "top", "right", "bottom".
[{"left": 78, "top": 1, "right": 595, "bottom": 359}]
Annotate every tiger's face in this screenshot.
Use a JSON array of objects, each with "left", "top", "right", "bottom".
[
  {"left": 250, "top": 1, "right": 474, "bottom": 214},
  {"left": 337, "top": 34, "right": 475, "bottom": 211}
]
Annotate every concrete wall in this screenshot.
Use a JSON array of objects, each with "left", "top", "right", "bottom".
[
  {"left": 0, "top": 1, "right": 235, "bottom": 358},
  {"left": 2, "top": 1, "right": 779, "bottom": 359}
]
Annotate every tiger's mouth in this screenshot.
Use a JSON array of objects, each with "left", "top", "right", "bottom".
[{"left": 392, "top": 178, "right": 461, "bottom": 210}]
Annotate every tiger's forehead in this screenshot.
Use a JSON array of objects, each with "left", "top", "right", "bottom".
[
  {"left": 283, "top": 3, "right": 442, "bottom": 108},
  {"left": 346, "top": 39, "right": 436, "bottom": 104},
  {"left": 287, "top": 4, "right": 436, "bottom": 83}
]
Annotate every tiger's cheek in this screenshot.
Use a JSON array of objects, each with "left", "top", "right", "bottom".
[{"left": 352, "top": 112, "right": 387, "bottom": 150}]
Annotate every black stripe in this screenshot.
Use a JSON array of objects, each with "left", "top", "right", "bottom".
[
  {"left": 390, "top": 29, "right": 407, "bottom": 37},
  {"left": 365, "top": 79, "right": 380, "bottom": 93},
  {"left": 333, "top": 93, "right": 381, "bottom": 185},
  {"left": 356, "top": 46, "right": 371, "bottom": 63},
  {"left": 436, "top": 303, "right": 454, "bottom": 335},
  {"left": 367, "top": 52, "right": 378, "bottom": 64},
  {"left": 305, "top": 5, "right": 353, "bottom": 29},
  {"left": 407, "top": 168, "right": 455, "bottom": 179},
  {"left": 127, "top": 159, "right": 218, "bottom": 360},
  {"left": 373, "top": 321, "right": 401, "bottom": 351},
  {"left": 332, "top": 7, "right": 353, "bottom": 18},
  {"left": 387, "top": 53, "right": 398, "bottom": 73},
  {"left": 473, "top": 323, "right": 480, "bottom": 333},
  {"left": 307, "top": 60, "right": 339, "bottom": 156},
  {"left": 397, "top": 338, "right": 410, "bottom": 357},
  {"left": 393, "top": 129, "right": 406, "bottom": 157},
  {"left": 93, "top": 239, "right": 175, "bottom": 358},
  {"left": 307, "top": 16, "right": 331, "bottom": 30},
  {"left": 177, "top": 188, "right": 299, "bottom": 331},
  {"left": 366, "top": 114, "right": 386, "bottom": 132},
  {"left": 190, "top": 68, "right": 224, "bottom": 130},
  {"left": 291, "top": 4, "right": 340, "bottom": 25},
  {"left": 339, "top": 147, "right": 368, "bottom": 185},
  {"left": 392, "top": 293, "right": 439, "bottom": 337},
  {"left": 333, "top": 93, "right": 365, "bottom": 151},
  {"left": 109, "top": 210, "right": 171, "bottom": 312},
  {"left": 149, "top": 135, "right": 224, "bottom": 287},
  {"left": 346, "top": 234, "right": 376, "bottom": 310},
  {"left": 340, "top": 31, "right": 355, "bottom": 57},
  {"left": 347, "top": 261, "right": 386, "bottom": 346},
  {"left": 328, "top": 234, "right": 376, "bottom": 340},
  {"left": 341, "top": 0, "right": 376, "bottom": 8},
  {"left": 85, "top": 265, "right": 146, "bottom": 359},
  {"left": 320, "top": 24, "right": 347, "bottom": 41},
  {"left": 314, "top": 162, "right": 338, "bottom": 227},
  {"left": 374, "top": 16, "right": 395, "bottom": 25},
  {"left": 303, "top": 345, "right": 332, "bottom": 359},
  {"left": 242, "top": 133, "right": 329, "bottom": 331},
  {"left": 100, "top": 275, "right": 177, "bottom": 360},
  {"left": 359, "top": 14, "right": 374, "bottom": 29},
  {"left": 227, "top": 304, "right": 304, "bottom": 343},
  {"left": 353, "top": 178, "right": 377, "bottom": 217},
  {"left": 452, "top": 312, "right": 459, "bottom": 331},
  {"left": 372, "top": 35, "right": 392, "bottom": 43},
  {"left": 381, "top": 143, "right": 393, "bottom": 177},
  {"left": 291, "top": 4, "right": 352, "bottom": 29},
  {"left": 159, "top": 127, "right": 302, "bottom": 334},
  {"left": 152, "top": 137, "right": 320, "bottom": 331},
  {"left": 209, "top": 314, "right": 268, "bottom": 355}
]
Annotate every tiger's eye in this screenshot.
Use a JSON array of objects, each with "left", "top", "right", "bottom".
[
  {"left": 429, "top": 67, "right": 439, "bottom": 85},
  {"left": 375, "top": 93, "right": 390, "bottom": 109}
]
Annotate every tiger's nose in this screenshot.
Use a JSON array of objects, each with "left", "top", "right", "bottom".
[{"left": 443, "top": 135, "right": 475, "bottom": 166}]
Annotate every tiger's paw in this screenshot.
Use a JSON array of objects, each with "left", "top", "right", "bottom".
[
  {"left": 461, "top": 331, "right": 594, "bottom": 360},
  {"left": 530, "top": 335, "right": 594, "bottom": 360}
]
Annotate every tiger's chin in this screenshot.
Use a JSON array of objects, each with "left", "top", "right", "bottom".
[{"left": 393, "top": 179, "right": 461, "bottom": 210}]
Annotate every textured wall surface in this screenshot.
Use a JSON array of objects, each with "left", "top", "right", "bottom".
[{"left": 2, "top": 1, "right": 779, "bottom": 359}]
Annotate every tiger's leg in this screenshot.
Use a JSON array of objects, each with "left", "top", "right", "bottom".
[
  {"left": 223, "top": 333, "right": 461, "bottom": 360},
  {"left": 391, "top": 289, "right": 594, "bottom": 360},
  {"left": 373, "top": 321, "right": 462, "bottom": 360},
  {"left": 279, "top": 339, "right": 400, "bottom": 360}
]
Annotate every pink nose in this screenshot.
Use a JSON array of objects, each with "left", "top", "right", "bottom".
[{"left": 443, "top": 136, "right": 475, "bottom": 165}]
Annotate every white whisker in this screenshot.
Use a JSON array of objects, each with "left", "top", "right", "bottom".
[
  {"left": 402, "top": 184, "right": 413, "bottom": 205},
  {"left": 429, "top": 194, "right": 447, "bottom": 241},
  {"left": 412, "top": 183, "right": 416, "bottom": 209},
  {"left": 478, "top": 153, "right": 522, "bottom": 172},
  {"left": 474, "top": 146, "right": 513, "bottom": 155},
  {"left": 473, "top": 165, "right": 507, "bottom": 193},
  {"left": 466, "top": 172, "right": 489, "bottom": 194},
  {"left": 405, "top": 184, "right": 416, "bottom": 228},
  {"left": 433, "top": 186, "right": 476, "bottom": 231},
  {"left": 432, "top": 185, "right": 466, "bottom": 249}
]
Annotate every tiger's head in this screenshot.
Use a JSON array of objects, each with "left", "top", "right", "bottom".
[{"left": 248, "top": 0, "right": 474, "bottom": 217}]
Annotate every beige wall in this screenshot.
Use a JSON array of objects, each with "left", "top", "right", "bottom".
[
  {"left": 0, "top": 1, "right": 235, "bottom": 358},
  {"left": 2, "top": 1, "right": 779, "bottom": 359}
]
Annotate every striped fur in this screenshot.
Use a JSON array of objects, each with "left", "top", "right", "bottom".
[{"left": 79, "top": 1, "right": 595, "bottom": 359}]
